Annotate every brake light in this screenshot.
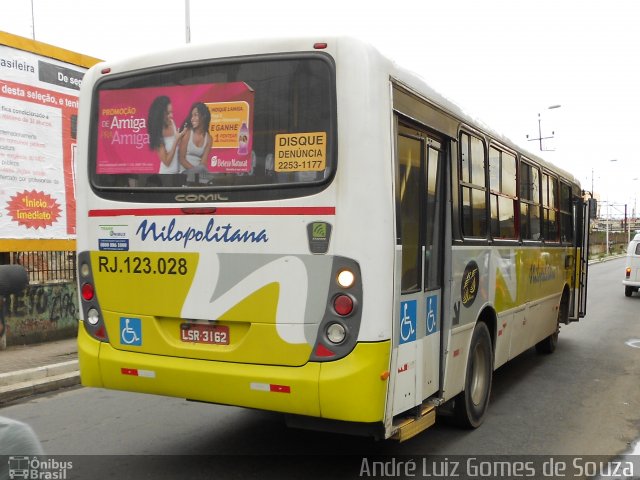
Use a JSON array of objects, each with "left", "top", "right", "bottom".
[
  {"left": 81, "top": 283, "right": 95, "bottom": 301},
  {"left": 626, "top": 267, "right": 632, "bottom": 278},
  {"left": 333, "top": 294, "right": 354, "bottom": 316}
]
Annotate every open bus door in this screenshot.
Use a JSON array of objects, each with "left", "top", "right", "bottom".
[{"left": 569, "top": 197, "right": 594, "bottom": 321}]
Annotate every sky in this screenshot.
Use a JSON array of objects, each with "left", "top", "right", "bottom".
[{"left": 2, "top": 0, "right": 640, "bottom": 216}]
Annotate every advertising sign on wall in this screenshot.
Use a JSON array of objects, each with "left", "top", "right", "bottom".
[{"left": 0, "top": 38, "right": 94, "bottom": 240}]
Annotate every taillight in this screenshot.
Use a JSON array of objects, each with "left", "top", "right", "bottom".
[
  {"left": 309, "top": 258, "right": 362, "bottom": 362},
  {"left": 77, "top": 251, "right": 109, "bottom": 342},
  {"left": 626, "top": 267, "right": 632, "bottom": 279},
  {"left": 81, "top": 283, "right": 95, "bottom": 301},
  {"left": 333, "top": 294, "right": 354, "bottom": 316}
]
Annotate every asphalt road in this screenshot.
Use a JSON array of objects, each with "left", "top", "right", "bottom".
[{"left": 1, "top": 257, "right": 639, "bottom": 479}]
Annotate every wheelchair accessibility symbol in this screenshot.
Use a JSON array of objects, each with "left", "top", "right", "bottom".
[
  {"left": 120, "top": 317, "right": 142, "bottom": 346},
  {"left": 426, "top": 295, "right": 438, "bottom": 336},
  {"left": 399, "top": 301, "right": 417, "bottom": 344}
]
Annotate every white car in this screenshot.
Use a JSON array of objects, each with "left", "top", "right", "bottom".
[{"left": 623, "top": 233, "right": 640, "bottom": 297}]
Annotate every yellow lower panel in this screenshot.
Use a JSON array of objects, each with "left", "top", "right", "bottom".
[
  {"left": 79, "top": 323, "right": 391, "bottom": 422},
  {"left": 319, "top": 341, "right": 390, "bottom": 423},
  {"left": 78, "top": 325, "right": 103, "bottom": 387}
]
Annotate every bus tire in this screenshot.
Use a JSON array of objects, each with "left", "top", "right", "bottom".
[
  {"left": 453, "top": 321, "right": 493, "bottom": 429},
  {"left": 625, "top": 286, "right": 633, "bottom": 297}
]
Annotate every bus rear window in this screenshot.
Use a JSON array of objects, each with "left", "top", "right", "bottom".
[{"left": 90, "top": 54, "right": 336, "bottom": 202}]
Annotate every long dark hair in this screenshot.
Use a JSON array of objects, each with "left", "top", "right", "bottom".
[
  {"left": 182, "top": 102, "right": 211, "bottom": 134},
  {"left": 148, "top": 95, "right": 171, "bottom": 151}
]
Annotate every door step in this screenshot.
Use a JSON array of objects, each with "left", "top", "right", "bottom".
[{"left": 391, "top": 404, "right": 436, "bottom": 442}]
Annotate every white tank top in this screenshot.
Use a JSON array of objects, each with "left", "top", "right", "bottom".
[{"left": 158, "top": 120, "right": 179, "bottom": 174}]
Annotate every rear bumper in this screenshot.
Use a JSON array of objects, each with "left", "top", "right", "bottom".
[
  {"left": 622, "top": 280, "right": 640, "bottom": 288},
  {"left": 78, "top": 323, "right": 390, "bottom": 423}
]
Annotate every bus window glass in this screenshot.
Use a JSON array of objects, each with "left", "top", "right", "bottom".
[
  {"left": 425, "top": 145, "right": 442, "bottom": 290},
  {"left": 502, "top": 152, "right": 517, "bottom": 197},
  {"left": 460, "top": 133, "right": 487, "bottom": 238},
  {"left": 530, "top": 166, "right": 540, "bottom": 202},
  {"left": 460, "top": 133, "right": 470, "bottom": 183},
  {"left": 543, "top": 175, "right": 559, "bottom": 242},
  {"left": 90, "top": 55, "right": 335, "bottom": 200},
  {"left": 489, "top": 147, "right": 500, "bottom": 192},
  {"left": 542, "top": 174, "right": 550, "bottom": 206},
  {"left": 471, "top": 136, "right": 486, "bottom": 188},
  {"left": 398, "top": 135, "right": 422, "bottom": 293},
  {"left": 560, "top": 182, "right": 574, "bottom": 243},
  {"left": 462, "top": 187, "right": 487, "bottom": 237},
  {"left": 491, "top": 195, "right": 516, "bottom": 239},
  {"left": 520, "top": 162, "right": 541, "bottom": 240}
]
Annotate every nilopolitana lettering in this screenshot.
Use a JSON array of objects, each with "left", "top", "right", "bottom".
[{"left": 136, "top": 218, "right": 269, "bottom": 247}]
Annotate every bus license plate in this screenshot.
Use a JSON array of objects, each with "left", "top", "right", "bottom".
[{"left": 180, "top": 324, "right": 229, "bottom": 345}]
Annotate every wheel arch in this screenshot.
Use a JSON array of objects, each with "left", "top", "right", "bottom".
[{"left": 477, "top": 305, "right": 497, "bottom": 353}]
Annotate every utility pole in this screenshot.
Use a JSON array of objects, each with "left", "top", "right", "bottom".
[
  {"left": 185, "top": 0, "right": 191, "bottom": 44},
  {"left": 526, "top": 105, "right": 561, "bottom": 152}
]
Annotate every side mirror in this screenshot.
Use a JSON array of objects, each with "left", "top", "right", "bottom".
[
  {"left": 0, "top": 265, "right": 29, "bottom": 295},
  {"left": 588, "top": 198, "right": 597, "bottom": 219}
]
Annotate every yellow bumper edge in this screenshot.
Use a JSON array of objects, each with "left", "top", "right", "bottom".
[{"left": 78, "top": 327, "right": 390, "bottom": 422}]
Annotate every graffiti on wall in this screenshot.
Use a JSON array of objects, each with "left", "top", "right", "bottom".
[{"left": 4, "top": 282, "right": 78, "bottom": 341}]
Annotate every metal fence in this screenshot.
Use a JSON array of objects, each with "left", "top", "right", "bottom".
[{"left": 7, "top": 251, "right": 76, "bottom": 284}]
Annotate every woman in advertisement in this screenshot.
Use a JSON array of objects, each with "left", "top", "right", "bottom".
[
  {"left": 179, "top": 102, "right": 213, "bottom": 182},
  {"left": 147, "top": 95, "right": 186, "bottom": 174}
]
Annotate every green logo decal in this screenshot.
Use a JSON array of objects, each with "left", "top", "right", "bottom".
[{"left": 312, "top": 222, "right": 328, "bottom": 240}]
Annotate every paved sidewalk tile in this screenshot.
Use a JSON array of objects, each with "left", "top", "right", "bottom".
[{"left": 0, "top": 338, "right": 78, "bottom": 375}]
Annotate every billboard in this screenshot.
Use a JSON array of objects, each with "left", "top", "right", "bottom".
[{"left": 0, "top": 33, "right": 99, "bottom": 241}]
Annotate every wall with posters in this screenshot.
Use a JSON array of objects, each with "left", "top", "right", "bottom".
[
  {"left": 0, "top": 32, "right": 100, "bottom": 345},
  {"left": 0, "top": 32, "right": 99, "bottom": 245}
]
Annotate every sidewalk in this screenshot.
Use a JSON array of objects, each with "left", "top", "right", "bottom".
[{"left": 0, "top": 337, "right": 79, "bottom": 406}]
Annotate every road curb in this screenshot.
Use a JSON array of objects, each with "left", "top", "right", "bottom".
[{"left": 0, "top": 360, "right": 79, "bottom": 405}]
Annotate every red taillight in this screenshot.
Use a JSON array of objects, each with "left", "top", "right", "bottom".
[
  {"left": 313, "top": 42, "right": 328, "bottom": 50},
  {"left": 81, "top": 283, "right": 95, "bottom": 301},
  {"left": 626, "top": 267, "right": 632, "bottom": 278},
  {"left": 333, "top": 294, "right": 354, "bottom": 316}
]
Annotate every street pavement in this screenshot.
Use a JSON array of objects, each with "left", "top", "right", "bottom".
[{"left": 0, "top": 337, "right": 78, "bottom": 405}]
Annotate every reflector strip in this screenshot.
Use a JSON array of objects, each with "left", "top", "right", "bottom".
[
  {"left": 250, "top": 382, "right": 291, "bottom": 394},
  {"left": 121, "top": 368, "right": 156, "bottom": 378},
  {"left": 89, "top": 207, "right": 336, "bottom": 217}
]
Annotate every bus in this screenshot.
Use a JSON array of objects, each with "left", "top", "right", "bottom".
[{"left": 75, "top": 36, "right": 591, "bottom": 441}]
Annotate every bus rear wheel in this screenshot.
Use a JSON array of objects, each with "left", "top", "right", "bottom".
[{"left": 453, "top": 321, "right": 493, "bottom": 429}]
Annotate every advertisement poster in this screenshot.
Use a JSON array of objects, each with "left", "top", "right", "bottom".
[
  {"left": 0, "top": 43, "right": 87, "bottom": 239},
  {"left": 97, "top": 82, "right": 254, "bottom": 175}
]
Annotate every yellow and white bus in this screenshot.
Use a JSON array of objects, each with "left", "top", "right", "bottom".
[{"left": 75, "top": 37, "right": 590, "bottom": 441}]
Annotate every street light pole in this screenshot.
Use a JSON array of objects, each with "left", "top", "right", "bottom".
[
  {"left": 185, "top": 0, "right": 191, "bottom": 44},
  {"left": 527, "top": 105, "right": 561, "bottom": 151}
]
